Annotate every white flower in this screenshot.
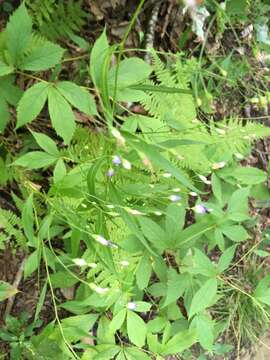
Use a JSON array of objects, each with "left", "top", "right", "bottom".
[
  {"left": 73, "top": 258, "right": 87, "bottom": 266},
  {"left": 81, "top": 203, "right": 87, "bottom": 208},
  {"left": 154, "top": 211, "right": 163, "bottom": 216},
  {"left": 198, "top": 175, "right": 211, "bottom": 185},
  {"left": 126, "top": 208, "right": 144, "bottom": 216},
  {"left": 216, "top": 128, "right": 226, "bottom": 135},
  {"left": 120, "top": 260, "right": 130, "bottom": 267},
  {"left": 95, "top": 286, "right": 109, "bottom": 294},
  {"left": 127, "top": 302, "right": 137, "bottom": 310},
  {"left": 169, "top": 195, "right": 181, "bottom": 202},
  {"left": 194, "top": 204, "right": 207, "bottom": 214},
  {"left": 189, "top": 191, "right": 198, "bottom": 197},
  {"left": 212, "top": 161, "right": 226, "bottom": 170},
  {"left": 106, "top": 204, "right": 115, "bottom": 209},
  {"left": 111, "top": 128, "right": 126, "bottom": 145},
  {"left": 163, "top": 172, "right": 172, "bottom": 178},
  {"left": 122, "top": 159, "right": 132, "bottom": 170},
  {"left": 94, "top": 235, "right": 109, "bottom": 246},
  {"left": 172, "top": 188, "right": 181, "bottom": 192}
]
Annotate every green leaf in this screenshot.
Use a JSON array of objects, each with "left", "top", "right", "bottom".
[
  {"left": 53, "top": 159, "right": 66, "bottom": 183},
  {"left": 50, "top": 271, "right": 78, "bottom": 288},
  {"left": 136, "top": 254, "right": 152, "bottom": 290},
  {"left": 124, "top": 348, "right": 151, "bottom": 360},
  {"left": 48, "top": 87, "right": 76, "bottom": 144},
  {"left": 162, "top": 268, "right": 188, "bottom": 308},
  {"left": 126, "top": 310, "right": 147, "bottom": 348},
  {"left": 31, "top": 131, "right": 59, "bottom": 156},
  {"left": 217, "top": 245, "right": 237, "bottom": 273},
  {"left": 0, "top": 281, "right": 18, "bottom": 301},
  {"left": 20, "top": 42, "right": 64, "bottom": 71},
  {"left": 211, "top": 173, "right": 223, "bottom": 205},
  {"left": 22, "top": 193, "right": 36, "bottom": 246},
  {"left": 162, "top": 329, "right": 197, "bottom": 355},
  {"left": 0, "top": 60, "right": 14, "bottom": 76},
  {"left": 227, "top": 187, "right": 250, "bottom": 221},
  {"left": 138, "top": 217, "right": 167, "bottom": 252},
  {"left": 0, "top": 97, "right": 10, "bottom": 133},
  {"left": 6, "top": 4, "right": 32, "bottom": 65},
  {"left": 254, "top": 275, "right": 270, "bottom": 305},
  {"left": 232, "top": 167, "right": 267, "bottom": 185},
  {"left": 189, "top": 278, "right": 217, "bottom": 318},
  {"left": 0, "top": 76, "right": 22, "bottom": 105},
  {"left": 192, "top": 249, "right": 217, "bottom": 277},
  {"left": 56, "top": 81, "right": 97, "bottom": 115},
  {"left": 13, "top": 151, "right": 57, "bottom": 169},
  {"left": 110, "top": 309, "right": 126, "bottom": 334},
  {"left": 195, "top": 314, "right": 214, "bottom": 351},
  {"left": 61, "top": 314, "right": 98, "bottom": 342},
  {"left": 90, "top": 29, "right": 109, "bottom": 88},
  {"left": 16, "top": 82, "right": 49, "bottom": 128},
  {"left": 221, "top": 225, "right": 249, "bottom": 242},
  {"left": 134, "top": 301, "right": 152, "bottom": 312},
  {"left": 24, "top": 250, "right": 40, "bottom": 279},
  {"left": 165, "top": 203, "right": 186, "bottom": 245}
]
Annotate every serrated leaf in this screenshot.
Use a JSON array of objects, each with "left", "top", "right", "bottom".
[
  {"left": 20, "top": 42, "right": 64, "bottom": 71},
  {"left": 0, "top": 97, "right": 10, "bottom": 133},
  {"left": 0, "top": 281, "right": 18, "bottom": 301},
  {"left": 0, "top": 60, "right": 13, "bottom": 76},
  {"left": 13, "top": 151, "right": 57, "bottom": 169},
  {"left": 126, "top": 310, "right": 146, "bottom": 348},
  {"left": 217, "top": 245, "right": 237, "bottom": 273},
  {"left": 31, "top": 131, "right": 59, "bottom": 156},
  {"left": 189, "top": 278, "right": 217, "bottom": 318},
  {"left": 56, "top": 81, "right": 97, "bottom": 115},
  {"left": 16, "top": 82, "right": 49, "bottom": 128},
  {"left": 48, "top": 87, "right": 76, "bottom": 144},
  {"left": 6, "top": 4, "right": 32, "bottom": 65},
  {"left": 221, "top": 225, "right": 249, "bottom": 242}
]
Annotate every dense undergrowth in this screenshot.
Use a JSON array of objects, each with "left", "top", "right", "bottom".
[{"left": 0, "top": 0, "right": 270, "bottom": 359}]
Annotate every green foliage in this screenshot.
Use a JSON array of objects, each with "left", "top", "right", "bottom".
[{"left": 1, "top": 3, "right": 270, "bottom": 359}]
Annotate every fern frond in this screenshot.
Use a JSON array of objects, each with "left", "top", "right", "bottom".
[
  {"left": 26, "top": 0, "right": 88, "bottom": 41},
  {"left": 0, "top": 208, "right": 26, "bottom": 248}
]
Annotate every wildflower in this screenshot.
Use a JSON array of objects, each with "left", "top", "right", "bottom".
[
  {"left": 212, "top": 161, "right": 226, "bottom": 170},
  {"left": 169, "top": 195, "right": 181, "bottom": 202},
  {"left": 112, "top": 155, "right": 122, "bottom": 166},
  {"left": 163, "top": 172, "right": 172, "bottom": 178},
  {"left": 172, "top": 188, "right": 181, "bottom": 192},
  {"left": 107, "top": 168, "right": 115, "bottom": 177},
  {"left": 93, "top": 235, "right": 118, "bottom": 249},
  {"left": 154, "top": 211, "right": 162, "bottom": 216},
  {"left": 235, "top": 153, "right": 244, "bottom": 160},
  {"left": 81, "top": 203, "right": 87, "bottom": 208},
  {"left": 189, "top": 191, "right": 198, "bottom": 197},
  {"left": 126, "top": 208, "right": 144, "bottom": 216},
  {"left": 111, "top": 128, "right": 126, "bottom": 146},
  {"left": 127, "top": 302, "right": 137, "bottom": 310},
  {"left": 73, "top": 258, "right": 87, "bottom": 267},
  {"left": 122, "top": 159, "right": 132, "bottom": 170},
  {"left": 198, "top": 175, "right": 211, "bottom": 185},
  {"left": 120, "top": 260, "right": 130, "bottom": 267},
  {"left": 193, "top": 204, "right": 207, "bottom": 214},
  {"left": 216, "top": 128, "right": 226, "bottom": 135},
  {"left": 94, "top": 286, "right": 109, "bottom": 294},
  {"left": 106, "top": 204, "right": 115, "bottom": 209}
]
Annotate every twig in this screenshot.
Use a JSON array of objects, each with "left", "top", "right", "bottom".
[{"left": 4, "top": 257, "right": 26, "bottom": 318}]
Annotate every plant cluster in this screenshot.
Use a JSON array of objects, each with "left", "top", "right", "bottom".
[{"left": 0, "top": 2, "right": 270, "bottom": 360}]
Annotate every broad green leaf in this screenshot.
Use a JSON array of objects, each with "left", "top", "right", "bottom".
[
  {"left": 53, "top": 159, "right": 66, "bottom": 183},
  {"left": 20, "top": 42, "right": 64, "bottom": 71},
  {"left": 254, "top": 275, "right": 270, "bottom": 305},
  {"left": 22, "top": 193, "right": 36, "bottom": 246},
  {"left": 138, "top": 217, "right": 167, "bottom": 252},
  {"left": 189, "top": 278, "right": 217, "bottom": 318},
  {"left": 50, "top": 271, "right": 78, "bottom": 288},
  {"left": 162, "top": 268, "right": 188, "bottom": 308},
  {"left": 217, "top": 245, "right": 237, "bottom": 273},
  {"left": 110, "top": 309, "right": 126, "bottom": 334},
  {"left": 126, "top": 310, "right": 147, "bottom": 348},
  {"left": 136, "top": 254, "right": 152, "bottom": 290},
  {"left": 162, "top": 329, "right": 197, "bottom": 355},
  {"left": 232, "top": 167, "right": 267, "bottom": 185},
  {"left": 48, "top": 87, "right": 76, "bottom": 144},
  {"left": 13, "top": 151, "right": 57, "bottom": 169},
  {"left": 165, "top": 203, "right": 186, "bottom": 245},
  {"left": 93, "top": 347, "right": 120, "bottom": 360},
  {"left": 227, "top": 187, "right": 250, "bottom": 221},
  {"left": 0, "top": 97, "right": 10, "bottom": 133},
  {"left": 61, "top": 314, "right": 98, "bottom": 342},
  {"left": 0, "top": 60, "right": 13, "bottom": 76},
  {"left": 6, "top": 4, "right": 32, "bottom": 65},
  {"left": 214, "top": 228, "right": 225, "bottom": 251},
  {"left": 221, "top": 225, "right": 249, "bottom": 242},
  {"left": 16, "top": 82, "right": 49, "bottom": 128},
  {"left": 211, "top": 173, "right": 223, "bottom": 205},
  {"left": 124, "top": 347, "right": 151, "bottom": 360},
  {"left": 195, "top": 314, "right": 214, "bottom": 351},
  {"left": 97, "top": 316, "right": 115, "bottom": 344},
  {"left": 31, "top": 131, "right": 59, "bottom": 156},
  {"left": 177, "top": 220, "right": 216, "bottom": 248},
  {"left": 0, "top": 281, "right": 18, "bottom": 301},
  {"left": 0, "top": 76, "right": 22, "bottom": 105},
  {"left": 90, "top": 29, "right": 109, "bottom": 88},
  {"left": 24, "top": 249, "right": 40, "bottom": 279},
  {"left": 192, "top": 249, "right": 217, "bottom": 277},
  {"left": 134, "top": 301, "right": 152, "bottom": 312},
  {"left": 56, "top": 81, "right": 97, "bottom": 115}
]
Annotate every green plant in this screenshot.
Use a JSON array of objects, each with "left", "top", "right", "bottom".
[{"left": 0, "top": 2, "right": 270, "bottom": 359}]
